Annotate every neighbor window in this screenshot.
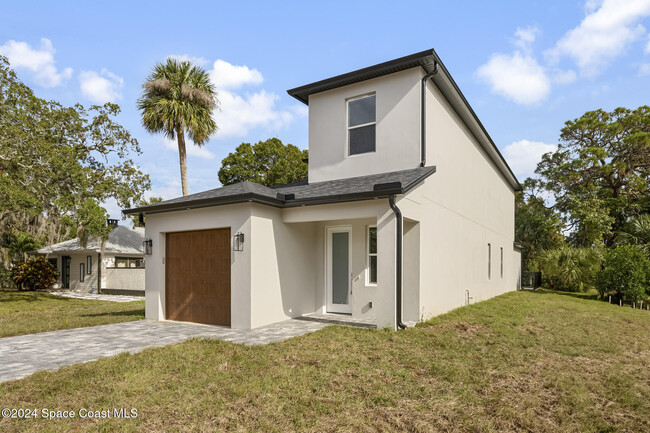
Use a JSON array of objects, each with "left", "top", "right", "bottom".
[
  {"left": 500, "top": 247, "right": 504, "bottom": 278},
  {"left": 80, "top": 263, "right": 85, "bottom": 282},
  {"left": 114, "top": 257, "right": 145, "bottom": 269},
  {"left": 348, "top": 94, "right": 376, "bottom": 155},
  {"left": 86, "top": 255, "right": 92, "bottom": 274},
  {"left": 367, "top": 226, "right": 377, "bottom": 284},
  {"left": 487, "top": 243, "right": 492, "bottom": 280}
]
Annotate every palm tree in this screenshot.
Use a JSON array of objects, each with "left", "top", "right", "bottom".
[
  {"left": 7, "top": 231, "right": 41, "bottom": 262},
  {"left": 138, "top": 59, "right": 218, "bottom": 196},
  {"left": 618, "top": 214, "right": 650, "bottom": 258}
]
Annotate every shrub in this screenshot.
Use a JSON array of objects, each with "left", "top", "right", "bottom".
[
  {"left": 11, "top": 257, "right": 59, "bottom": 291},
  {"left": 0, "top": 266, "right": 14, "bottom": 289},
  {"left": 536, "top": 245, "right": 601, "bottom": 292},
  {"left": 595, "top": 246, "right": 650, "bottom": 303}
]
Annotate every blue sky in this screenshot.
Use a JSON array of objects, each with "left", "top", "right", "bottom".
[{"left": 3, "top": 0, "right": 650, "bottom": 218}]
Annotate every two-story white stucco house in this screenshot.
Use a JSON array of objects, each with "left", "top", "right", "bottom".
[{"left": 123, "top": 49, "right": 522, "bottom": 330}]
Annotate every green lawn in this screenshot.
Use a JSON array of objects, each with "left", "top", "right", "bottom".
[
  {"left": 0, "top": 290, "right": 145, "bottom": 337},
  {"left": 537, "top": 287, "right": 601, "bottom": 300},
  {"left": 1, "top": 291, "right": 649, "bottom": 432}
]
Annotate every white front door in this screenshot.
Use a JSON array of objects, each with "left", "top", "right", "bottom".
[{"left": 326, "top": 226, "right": 352, "bottom": 314}]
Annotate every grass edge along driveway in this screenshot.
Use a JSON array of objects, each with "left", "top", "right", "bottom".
[{"left": 0, "top": 290, "right": 144, "bottom": 338}]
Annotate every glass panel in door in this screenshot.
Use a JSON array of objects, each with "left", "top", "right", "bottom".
[
  {"left": 327, "top": 229, "right": 351, "bottom": 314},
  {"left": 332, "top": 232, "right": 349, "bottom": 305}
]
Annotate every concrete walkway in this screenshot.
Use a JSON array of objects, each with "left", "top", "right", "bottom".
[
  {"left": 50, "top": 291, "right": 144, "bottom": 303},
  {"left": 0, "top": 319, "right": 328, "bottom": 383}
]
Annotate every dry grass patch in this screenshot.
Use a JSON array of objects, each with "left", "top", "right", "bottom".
[{"left": 0, "top": 291, "right": 649, "bottom": 432}]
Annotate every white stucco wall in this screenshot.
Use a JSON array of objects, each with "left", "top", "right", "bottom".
[
  {"left": 308, "top": 68, "right": 422, "bottom": 183},
  {"left": 143, "top": 204, "right": 252, "bottom": 329},
  {"left": 395, "top": 78, "right": 520, "bottom": 320},
  {"left": 104, "top": 267, "right": 145, "bottom": 292},
  {"left": 249, "top": 204, "right": 318, "bottom": 329},
  {"left": 45, "top": 252, "right": 100, "bottom": 293}
]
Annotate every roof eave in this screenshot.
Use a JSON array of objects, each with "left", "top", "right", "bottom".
[
  {"left": 123, "top": 193, "right": 284, "bottom": 216},
  {"left": 287, "top": 49, "right": 436, "bottom": 104}
]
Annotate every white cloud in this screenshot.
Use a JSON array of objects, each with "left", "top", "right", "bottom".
[
  {"left": 503, "top": 139, "right": 557, "bottom": 178},
  {"left": 477, "top": 52, "right": 551, "bottom": 105},
  {"left": 79, "top": 69, "right": 123, "bottom": 104},
  {"left": 639, "top": 63, "right": 650, "bottom": 75},
  {"left": 209, "top": 59, "right": 263, "bottom": 90},
  {"left": 167, "top": 54, "right": 209, "bottom": 67},
  {"left": 584, "top": 0, "right": 604, "bottom": 14},
  {"left": 513, "top": 26, "right": 541, "bottom": 51},
  {"left": 0, "top": 38, "right": 72, "bottom": 87},
  {"left": 545, "top": 0, "right": 650, "bottom": 77},
  {"left": 552, "top": 68, "right": 577, "bottom": 84},
  {"left": 477, "top": 26, "right": 552, "bottom": 105},
  {"left": 214, "top": 89, "right": 295, "bottom": 137},
  {"left": 205, "top": 59, "right": 301, "bottom": 138},
  {"left": 161, "top": 137, "right": 215, "bottom": 159}
]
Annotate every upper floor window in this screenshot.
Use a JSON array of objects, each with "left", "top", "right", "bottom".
[{"left": 347, "top": 94, "right": 376, "bottom": 155}]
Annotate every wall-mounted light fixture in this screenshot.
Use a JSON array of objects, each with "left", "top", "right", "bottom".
[
  {"left": 233, "top": 232, "right": 245, "bottom": 251},
  {"left": 143, "top": 238, "right": 153, "bottom": 255}
]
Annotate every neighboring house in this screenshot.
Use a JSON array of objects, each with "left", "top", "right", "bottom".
[
  {"left": 33, "top": 225, "right": 145, "bottom": 296},
  {"left": 124, "top": 49, "right": 522, "bottom": 330}
]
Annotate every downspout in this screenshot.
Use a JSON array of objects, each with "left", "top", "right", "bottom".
[
  {"left": 388, "top": 195, "right": 407, "bottom": 330},
  {"left": 420, "top": 62, "right": 438, "bottom": 167}
]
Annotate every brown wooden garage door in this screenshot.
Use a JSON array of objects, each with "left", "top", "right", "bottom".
[{"left": 165, "top": 228, "right": 231, "bottom": 326}]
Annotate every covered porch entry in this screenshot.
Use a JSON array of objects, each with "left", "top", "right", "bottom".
[{"left": 281, "top": 199, "right": 421, "bottom": 329}]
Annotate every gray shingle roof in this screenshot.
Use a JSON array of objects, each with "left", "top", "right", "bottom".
[
  {"left": 36, "top": 226, "right": 145, "bottom": 255},
  {"left": 123, "top": 166, "right": 436, "bottom": 215}
]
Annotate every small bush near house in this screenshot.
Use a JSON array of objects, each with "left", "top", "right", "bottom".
[
  {"left": 596, "top": 246, "right": 650, "bottom": 303},
  {"left": 0, "top": 266, "right": 14, "bottom": 289},
  {"left": 537, "top": 245, "right": 601, "bottom": 292},
  {"left": 11, "top": 257, "right": 59, "bottom": 291}
]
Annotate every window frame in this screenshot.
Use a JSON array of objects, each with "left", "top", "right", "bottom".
[
  {"left": 487, "top": 243, "right": 492, "bottom": 280},
  {"left": 366, "top": 225, "right": 378, "bottom": 286},
  {"left": 110, "top": 256, "right": 145, "bottom": 269},
  {"left": 86, "top": 255, "right": 92, "bottom": 275},
  {"left": 80, "top": 263, "right": 85, "bottom": 282},
  {"left": 500, "top": 247, "right": 504, "bottom": 279},
  {"left": 346, "top": 93, "right": 377, "bottom": 157}
]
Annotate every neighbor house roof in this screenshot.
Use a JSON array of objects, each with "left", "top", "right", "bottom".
[
  {"left": 123, "top": 166, "right": 436, "bottom": 215},
  {"left": 287, "top": 49, "right": 521, "bottom": 192},
  {"left": 35, "top": 226, "right": 145, "bottom": 255}
]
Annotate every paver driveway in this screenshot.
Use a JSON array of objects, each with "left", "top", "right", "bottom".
[{"left": 0, "top": 319, "right": 328, "bottom": 383}]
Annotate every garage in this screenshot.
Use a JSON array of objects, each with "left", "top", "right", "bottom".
[{"left": 165, "top": 228, "right": 231, "bottom": 326}]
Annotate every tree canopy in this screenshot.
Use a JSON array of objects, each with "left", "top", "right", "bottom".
[
  {"left": 534, "top": 106, "right": 650, "bottom": 247},
  {"left": 0, "top": 55, "right": 150, "bottom": 267},
  {"left": 515, "top": 179, "right": 564, "bottom": 272},
  {"left": 218, "top": 138, "right": 308, "bottom": 187},
  {"left": 138, "top": 58, "right": 218, "bottom": 196}
]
